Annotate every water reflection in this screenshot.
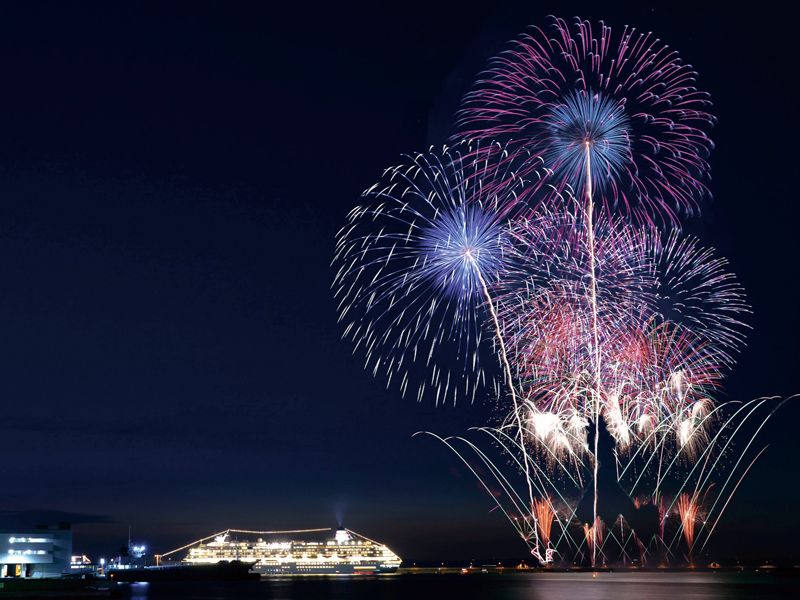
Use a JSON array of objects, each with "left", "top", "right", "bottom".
[{"left": 116, "top": 571, "right": 799, "bottom": 600}]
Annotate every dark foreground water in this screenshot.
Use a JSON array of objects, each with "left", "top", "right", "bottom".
[{"left": 119, "top": 572, "right": 799, "bottom": 600}]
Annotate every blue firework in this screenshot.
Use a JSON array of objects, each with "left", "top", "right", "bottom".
[
  {"left": 418, "top": 201, "right": 509, "bottom": 301},
  {"left": 333, "top": 142, "right": 533, "bottom": 404},
  {"left": 545, "top": 90, "right": 631, "bottom": 200}
]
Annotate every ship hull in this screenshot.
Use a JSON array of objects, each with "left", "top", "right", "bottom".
[
  {"left": 108, "top": 561, "right": 258, "bottom": 582},
  {"left": 254, "top": 562, "right": 398, "bottom": 575}
]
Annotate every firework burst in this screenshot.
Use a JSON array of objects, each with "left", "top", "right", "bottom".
[
  {"left": 456, "top": 16, "right": 716, "bottom": 225},
  {"left": 333, "top": 141, "right": 535, "bottom": 405},
  {"left": 332, "top": 14, "right": 780, "bottom": 568},
  {"left": 490, "top": 201, "right": 747, "bottom": 458},
  {"left": 638, "top": 228, "right": 750, "bottom": 362}
]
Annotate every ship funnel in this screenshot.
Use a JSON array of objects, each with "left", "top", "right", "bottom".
[{"left": 335, "top": 528, "right": 353, "bottom": 543}]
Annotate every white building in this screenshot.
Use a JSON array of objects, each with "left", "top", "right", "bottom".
[{"left": 0, "top": 524, "right": 73, "bottom": 578}]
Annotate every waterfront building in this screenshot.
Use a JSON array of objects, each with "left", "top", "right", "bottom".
[{"left": 0, "top": 523, "right": 72, "bottom": 578}]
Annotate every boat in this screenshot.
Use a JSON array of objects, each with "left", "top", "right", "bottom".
[{"left": 174, "top": 527, "right": 401, "bottom": 575}]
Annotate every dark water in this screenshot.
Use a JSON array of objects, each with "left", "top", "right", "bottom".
[{"left": 120, "top": 572, "right": 799, "bottom": 600}]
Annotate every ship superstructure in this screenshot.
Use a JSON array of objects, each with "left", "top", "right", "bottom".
[{"left": 173, "top": 528, "right": 401, "bottom": 575}]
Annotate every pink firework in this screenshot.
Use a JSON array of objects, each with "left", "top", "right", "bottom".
[
  {"left": 492, "top": 208, "right": 744, "bottom": 460},
  {"left": 456, "top": 17, "right": 716, "bottom": 226}
]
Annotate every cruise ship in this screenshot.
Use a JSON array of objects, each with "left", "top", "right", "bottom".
[{"left": 175, "top": 527, "right": 401, "bottom": 575}]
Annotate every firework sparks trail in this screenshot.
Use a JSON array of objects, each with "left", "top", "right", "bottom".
[
  {"left": 419, "top": 398, "right": 784, "bottom": 565},
  {"left": 455, "top": 16, "right": 716, "bottom": 227},
  {"left": 677, "top": 491, "right": 700, "bottom": 562},
  {"left": 697, "top": 446, "right": 768, "bottom": 556},
  {"left": 533, "top": 496, "right": 555, "bottom": 554},
  {"left": 583, "top": 143, "right": 602, "bottom": 567},
  {"left": 474, "top": 269, "right": 538, "bottom": 546},
  {"left": 582, "top": 517, "right": 604, "bottom": 566}
]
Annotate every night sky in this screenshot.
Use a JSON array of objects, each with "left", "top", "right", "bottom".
[{"left": 0, "top": 0, "right": 797, "bottom": 565}]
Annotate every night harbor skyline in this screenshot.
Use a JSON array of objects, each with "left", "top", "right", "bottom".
[{"left": 0, "top": 0, "right": 797, "bottom": 566}]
